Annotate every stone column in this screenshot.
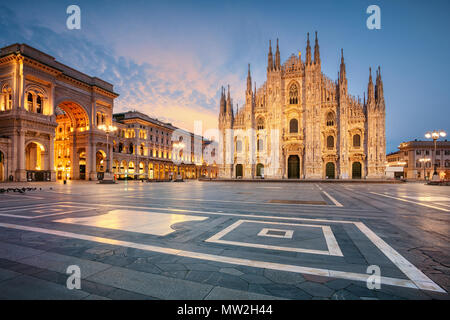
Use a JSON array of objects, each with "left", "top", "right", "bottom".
[
  {"left": 49, "top": 134, "right": 56, "bottom": 181},
  {"left": 16, "top": 129, "right": 26, "bottom": 181}
]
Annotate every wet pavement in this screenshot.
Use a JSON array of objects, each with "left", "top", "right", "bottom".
[{"left": 0, "top": 180, "right": 448, "bottom": 300}]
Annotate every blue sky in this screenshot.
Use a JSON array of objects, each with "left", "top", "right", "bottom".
[{"left": 1, "top": 0, "right": 449, "bottom": 152}]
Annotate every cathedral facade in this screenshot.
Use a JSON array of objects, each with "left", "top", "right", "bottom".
[{"left": 218, "top": 33, "right": 386, "bottom": 180}]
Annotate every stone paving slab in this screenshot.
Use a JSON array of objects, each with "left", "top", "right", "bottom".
[{"left": 86, "top": 266, "right": 214, "bottom": 300}]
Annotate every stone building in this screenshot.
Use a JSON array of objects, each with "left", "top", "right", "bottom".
[
  {"left": 0, "top": 44, "right": 217, "bottom": 182},
  {"left": 111, "top": 111, "right": 218, "bottom": 180},
  {"left": 386, "top": 140, "right": 450, "bottom": 180},
  {"left": 218, "top": 33, "right": 386, "bottom": 179},
  {"left": 0, "top": 43, "right": 118, "bottom": 182}
]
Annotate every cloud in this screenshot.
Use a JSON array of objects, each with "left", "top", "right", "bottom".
[{"left": 0, "top": 5, "right": 243, "bottom": 133}]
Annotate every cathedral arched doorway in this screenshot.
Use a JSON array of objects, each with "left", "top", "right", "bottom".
[
  {"left": 0, "top": 151, "right": 5, "bottom": 182},
  {"left": 288, "top": 155, "right": 300, "bottom": 179},
  {"left": 236, "top": 164, "right": 243, "bottom": 178},
  {"left": 352, "top": 162, "right": 362, "bottom": 179},
  {"left": 256, "top": 163, "right": 264, "bottom": 177},
  {"left": 326, "top": 162, "right": 335, "bottom": 179}
]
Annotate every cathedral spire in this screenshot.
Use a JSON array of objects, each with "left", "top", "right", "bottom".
[
  {"left": 367, "top": 67, "right": 375, "bottom": 106},
  {"left": 226, "top": 85, "right": 232, "bottom": 116},
  {"left": 247, "top": 64, "right": 252, "bottom": 93},
  {"left": 339, "top": 48, "right": 346, "bottom": 80},
  {"left": 375, "top": 66, "right": 384, "bottom": 106},
  {"left": 275, "top": 38, "right": 281, "bottom": 70},
  {"left": 314, "top": 31, "right": 320, "bottom": 64},
  {"left": 267, "top": 40, "right": 274, "bottom": 72},
  {"left": 220, "top": 86, "right": 226, "bottom": 115},
  {"left": 306, "top": 33, "right": 312, "bottom": 65}
]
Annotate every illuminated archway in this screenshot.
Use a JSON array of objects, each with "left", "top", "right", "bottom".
[
  {"left": 55, "top": 101, "right": 90, "bottom": 179},
  {"left": 25, "top": 142, "right": 45, "bottom": 171},
  {"left": 96, "top": 150, "right": 106, "bottom": 172},
  {"left": 0, "top": 150, "right": 5, "bottom": 182}
]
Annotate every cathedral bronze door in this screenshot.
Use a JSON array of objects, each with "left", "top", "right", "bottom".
[
  {"left": 352, "top": 162, "right": 362, "bottom": 179},
  {"left": 288, "top": 155, "right": 300, "bottom": 179},
  {"left": 236, "top": 164, "right": 243, "bottom": 178},
  {"left": 326, "top": 162, "right": 335, "bottom": 179}
]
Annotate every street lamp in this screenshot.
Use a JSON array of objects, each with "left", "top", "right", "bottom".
[
  {"left": 425, "top": 130, "right": 446, "bottom": 181},
  {"left": 98, "top": 124, "right": 117, "bottom": 181}
]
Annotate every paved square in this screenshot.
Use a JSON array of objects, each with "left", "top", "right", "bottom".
[{"left": 0, "top": 181, "right": 448, "bottom": 300}]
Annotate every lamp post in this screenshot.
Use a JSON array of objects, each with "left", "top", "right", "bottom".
[
  {"left": 98, "top": 124, "right": 117, "bottom": 183},
  {"left": 425, "top": 130, "right": 446, "bottom": 181}
]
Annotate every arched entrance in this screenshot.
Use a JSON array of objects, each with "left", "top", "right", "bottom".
[
  {"left": 236, "top": 164, "right": 243, "bottom": 178},
  {"left": 26, "top": 142, "right": 44, "bottom": 171},
  {"left": 25, "top": 142, "right": 49, "bottom": 181},
  {"left": 55, "top": 101, "right": 90, "bottom": 180},
  {"left": 326, "top": 162, "right": 335, "bottom": 179},
  {"left": 288, "top": 155, "right": 300, "bottom": 179},
  {"left": 352, "top": 162, "right": 362, "bottom": 179},
  {"left": 256, "top": 163, "right": 264, "bottom": 177},
  {"left": 0, "top": 151, "right": 4, "bottom": 182}
]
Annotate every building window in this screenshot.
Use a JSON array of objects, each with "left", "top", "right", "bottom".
[
  {"left": 36, "top": 96, "right": 42, "bottom": 113},
  {"left": 436, "top": 150, "right": 440, "bottom": 155},
  {"left": 257, "top": 117, "right": 265, "bottom": 130},
  {"left": 327, "top": 136, "right": 334, "bottom": 149},
  {"left": 445, "top": 160, "right": 450, "bottom": 168},
  {"left": 445, "top": 150, "right": 450, "bottom": 155},
  {"left": 27, "top": 93, "right": 33, "bottom": 111},
  {"left": 425, "top": 150, "right": 429, "bottom": 155},
  {"left": 289, "top": 119, "right": 298, "bottom": 133},
  {"left": 416, "top": 161, "right": 421, "bottom": 168},
  {"left": 326, "top": 112, "right": 334, "bottom": 126},
  {"left": 416, "top": 150, "right": 421, "bottom": 155},
  {"left": 289, "top": 84, "right": 298, "bottom": 104},
  {"left": 353, "top": 134, "right": 361, "bottom": 148}
]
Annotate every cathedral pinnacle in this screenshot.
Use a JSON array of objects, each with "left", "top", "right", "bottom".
[
  {"left": 306, "top": 33, "right": 312, "bottom": 65},
  {"left": 267, "top": 40, "right": 274, "bottom": 72},
  {"left": 314, "top": 31, "right": 320, "bottom": 64},
  {"left": 275, "top": 38, "right": 281, "bottom": 70}
]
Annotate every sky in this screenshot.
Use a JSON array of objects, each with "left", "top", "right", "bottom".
[{"left": 0, "top": 0, "right": 449, "bottom": 153}]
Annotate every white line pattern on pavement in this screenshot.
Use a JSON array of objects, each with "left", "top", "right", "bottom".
[
  {"left": 0, "top": 220, "right": 444, "bottom": 293},
  {"left": 371, "top": 192, "right": 450, "bottom": 212}
]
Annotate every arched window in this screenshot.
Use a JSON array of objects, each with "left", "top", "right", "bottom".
[
  {"left": 326, "top": 112, "right": 335, "bottom": 126},
  {"left": 36, "top": 96, "right": 42, "bottom": 114},
  {"left": 257, "top": 117, "right": 265, "bottom": 130},
  {"left": 236, "top": 140, "right": 242, "bottom": 153},
  {"left": 289, "top": 118, "right": 298, "bottom": 133},
  {"left": 353, "top": 134, "right": 361, "bottom": 148},
  {"left": 129, "top": 143, "right": 134, "bottom": 154},
  {"left": 27, "top": 93, "right": 33, "bottom": 111},
  {"left": 289, "top": 84, "right": 298, "bottom": 104},
  {"left": 140, "top": 144, "right": 145, "bottom": 156},
  {"left": 327, "top": 136, "right": 334, "bottom": 149},
  {"left": 257, "top": 139, "right": 264, "bottom": 152}
]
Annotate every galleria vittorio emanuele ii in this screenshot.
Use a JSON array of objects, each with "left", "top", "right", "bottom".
[{"left": 0, "top": 44, "right": 217, "bottom": 182}]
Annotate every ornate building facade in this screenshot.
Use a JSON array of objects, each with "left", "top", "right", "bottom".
[
  {"left": 0, "top": 44, "right": 217, "bottom": 182},
  {"left": 218, "top": 33, "right": 386, "bottom": 179}
]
